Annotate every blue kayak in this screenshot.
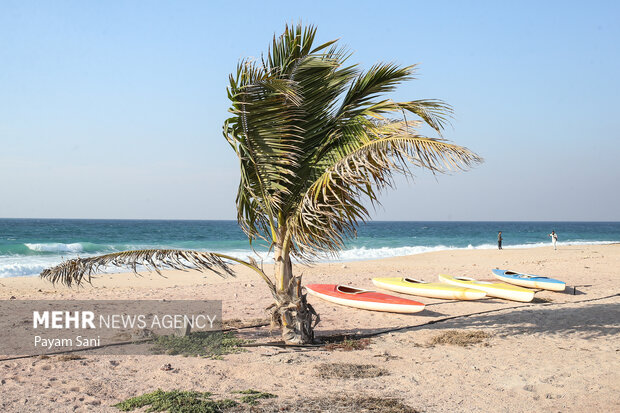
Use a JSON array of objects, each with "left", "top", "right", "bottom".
[{"left": 492, "top": 269, "right": 565, "bottom": 292}]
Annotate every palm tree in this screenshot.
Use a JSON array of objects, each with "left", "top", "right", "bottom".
[{"left": 41, "top": 24, "right": 482, "bottom": 344}]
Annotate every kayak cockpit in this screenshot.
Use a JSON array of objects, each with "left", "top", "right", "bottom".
[
  {"left": 504, "top": 270, "right": 550, "bottom": 280},
  {"left": 336, "top": 285, "right": 371, "bottom": 294},
  {"left": 403, "top": 278, "right": 425, "bottom": 284}
]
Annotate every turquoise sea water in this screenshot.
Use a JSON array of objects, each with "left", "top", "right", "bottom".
[{"left": 1, "top": 219, "right": 619, "bottom": 278}]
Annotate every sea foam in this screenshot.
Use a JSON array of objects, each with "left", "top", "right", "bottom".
[
  {"left": 212, "top": 240, "right": 617, "bottom": 263},
  {"left": 25, "top": 242, "right": 85, "bottom": 253},
  {"left": 1, "top": 240, "right": 616, "bottom": 278},
  {"left": 0, "top": 259, "right": 55, "bottom": 278}
]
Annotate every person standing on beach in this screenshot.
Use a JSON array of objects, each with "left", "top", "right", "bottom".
[
  {"left": 498, "top": 231, "right": 503, "bottom": 250},
  {"left": 549, "top": 230, "right": 558, "bottom": 250}
]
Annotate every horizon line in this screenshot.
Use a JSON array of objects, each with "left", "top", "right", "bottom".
[{"left": 1, "top": 217, "right": 619, "bottom": 223}]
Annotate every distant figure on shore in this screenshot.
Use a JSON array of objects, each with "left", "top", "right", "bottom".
[
  {"left": 549, "top": 230, "right": 558, "bottom": 250},
  {"left": 498, "top": 231, "right": 503, "bottom": 250}
]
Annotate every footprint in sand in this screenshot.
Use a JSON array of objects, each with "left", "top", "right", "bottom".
[{"left": 522, "top": 384, "right": 535, "bottom": 392}]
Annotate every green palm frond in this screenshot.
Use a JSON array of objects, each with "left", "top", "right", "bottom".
[
  {"left": 225, "top": 25, "right": 356, "bottom": 244},
  {"left": 287, "top": 123, "right": 482, "bottom": 255},
  {"left": 339, "top": 63, "right": 415, "bottom": 116}
]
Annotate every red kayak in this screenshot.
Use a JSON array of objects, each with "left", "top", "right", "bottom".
[{"left": 305, "top": 284, "right": 425, "bottom": 313}]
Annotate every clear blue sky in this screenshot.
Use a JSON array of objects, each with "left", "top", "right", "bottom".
[{"left": 1, "top": 0, "right": 618, "bottom": 220}]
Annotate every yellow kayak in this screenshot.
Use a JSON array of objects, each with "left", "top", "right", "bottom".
[
  {"left": 438, "top": 274, "right": 535, "bottom": 302},
  {"left": 372, "top": 277, "right": 487, "bottom": 300}
]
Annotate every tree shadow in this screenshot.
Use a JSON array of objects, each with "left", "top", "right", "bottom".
[
  {"left": 314, "top": 301, "right": 619, "bottom": 341},
  {"left": 406, "top": 309, "right": 445, "bottom": 317},
  {"left": 433, "top": 302, "right": 620, "bottom": 340},
  {"left": 426, "top": 298, "right": 513, "bottom": 306}
]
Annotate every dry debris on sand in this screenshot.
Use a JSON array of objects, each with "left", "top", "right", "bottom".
[
  {"left": 427, "top": 330, "right": 491, "bottom": 347},
  {"left": 315, "top": 363, "right": 389, "bottom": 379},
  {"left": 228, "top": 394, "right": 419, "bottom": 412}
]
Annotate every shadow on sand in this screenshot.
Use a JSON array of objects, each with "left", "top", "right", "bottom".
[{"left": 314, "top": 300, "right": 620, "bottom": 342}]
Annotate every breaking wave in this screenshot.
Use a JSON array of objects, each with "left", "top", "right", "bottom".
[
  {"left": 1, "top": 240, "right": 616, "bottom": 278},
  {"left": 25, "top": 242, "right": 85, "bottom": 253}
]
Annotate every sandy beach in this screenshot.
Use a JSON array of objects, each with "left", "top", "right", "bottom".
[
  {"left": 1, "top": 244, "right": 618, "bottom": 412},
  {"left": 4, "top": 2, "right": 619, "bottom": 412}
]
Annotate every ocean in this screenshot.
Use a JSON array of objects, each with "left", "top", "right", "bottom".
[{"left": 1, "top": 219, "right": 619, "bottom": 278}]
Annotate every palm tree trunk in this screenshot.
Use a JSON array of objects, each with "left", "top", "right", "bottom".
[
  {"left": 272, "top": 242, "right": 318, "bottom": 344},
  {"left": 274, "top": 242, "right": 293, "bottom": 292}
]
